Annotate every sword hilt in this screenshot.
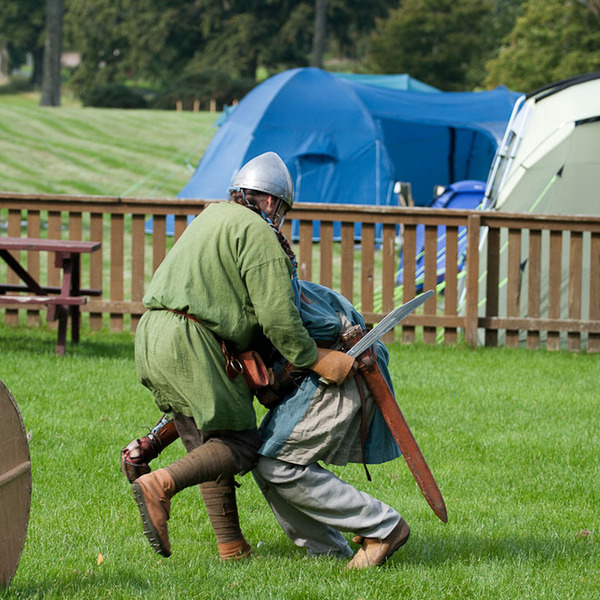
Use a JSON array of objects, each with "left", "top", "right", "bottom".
[{"left": 341, "top": 325, "right": 375, "bottom": 370}]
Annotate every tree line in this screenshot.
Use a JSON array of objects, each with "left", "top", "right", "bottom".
[{"left": 1, "top": 0, "right": 599, "bottom": 107}]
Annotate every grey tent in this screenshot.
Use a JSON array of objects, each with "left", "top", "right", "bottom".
[
  {"left": 483, "top": 71, "right": 600, "bottom": 215},
  {"left": 478, "top": 71, "right": 600, "bottom": 345}
]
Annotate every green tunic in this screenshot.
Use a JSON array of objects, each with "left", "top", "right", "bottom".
[{"left": 135, "top": 201, "right": 317, "bottom": 431}]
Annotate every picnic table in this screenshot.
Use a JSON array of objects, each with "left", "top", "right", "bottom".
[{"left": 0, "top": 237, "right": 102, "bottom": 355}]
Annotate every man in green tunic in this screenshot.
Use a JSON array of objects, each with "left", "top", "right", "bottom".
[{"left": 130, "top": 152, "right": 355, "bottom": 560}]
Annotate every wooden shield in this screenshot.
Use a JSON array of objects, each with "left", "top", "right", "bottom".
[{"left": 0, "top": 379, "right": 32, "bottom": 589}]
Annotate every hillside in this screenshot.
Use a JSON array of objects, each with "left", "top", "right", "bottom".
[{"left": 0, "top": 94, "right": 218, "bottom": 198}]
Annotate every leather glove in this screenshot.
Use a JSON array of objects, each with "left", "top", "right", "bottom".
[{"left": 310, "top": 348, "right": 357, "bottom": 386}]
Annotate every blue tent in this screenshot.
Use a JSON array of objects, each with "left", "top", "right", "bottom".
[
  {"left": 155, "top": 68, "right": 519, "bottom": 236},
  {"left": 179, "top": 68, "right": 519, "bottom": 205},
  {"left": 333, "top": 72, "right": 441, "bottom": 93},
  {"left": 397, "top": 180, "right": 486, "bottom": 289}
]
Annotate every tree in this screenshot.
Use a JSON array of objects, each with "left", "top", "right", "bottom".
[
  {"left": 366, "top": 0, "right": 495, "bottom": 91},
  {"left": 116, "top": 0, "right": 206, "bottom": 86},
  {"left": 0, "top": 0, "right": 46, "bottom": 86},
  {"left": 40, "top": 0, "right": 63, "bottom": 106},
  {"left": 64, "top": 0, "right": 132, "bottom": 99},
  {"left": 491, "top": 0, "right": 526, "bottom": 41},
  {"left": 311, "top": 0, "right": 328, "bottom": 68},
  {"left": 63, "top": 0, "right": 397, "bottom": 100},
  {"left": 184, "top": 1, "right": 314, "bottom": 78},
  {"left": 485, "top": 0, "right": 600, "bottom": 91}
]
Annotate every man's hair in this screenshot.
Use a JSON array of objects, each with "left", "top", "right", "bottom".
[{"left": 229, "top": 188, "right": 297, "bottom": 270}]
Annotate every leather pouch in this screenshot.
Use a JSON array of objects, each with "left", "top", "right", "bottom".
[
  {"left": 222, "top": 341, "right": 270, "bottom": 390},
  {"left": 237, "top": 350, "right": 271, "bottom": 390}
]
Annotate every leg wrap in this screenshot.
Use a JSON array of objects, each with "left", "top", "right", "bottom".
[
  {"left": 166, "top": 440, "right": 236, "bottom": 492},
  {"left": 199, "top": 479, "right": 242, "bottom": 544}
]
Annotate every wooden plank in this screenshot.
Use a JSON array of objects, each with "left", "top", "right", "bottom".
[
  {"left": 46, "top": 211, "right": 62, "bottom": 290},
  {"left": 5, "top": 210, "right": 22, "bottom": 325},
  {"left": 4, "top": 192, "right": 600, "bottom": 231},
  {"left": 319, "top": 221, "right": 333, "bottom": 288},
  {"left": 360, "top": 223, "right": 375, "bottom": 314},
  {"left": 485, "top": 227, "right": 500, "bottom": 347},
  {"left": 26, "top": 211, "right": 41, "bottom": 326},
  {"left": 0, "top": 284, "right": 100, "bottom": 296},
  {"left": 547, "top": 231, "right": 562, "bottom": 350},
  {"left": 0, "top": 238, "right": 100, "bottom": 253},
  {"left": 506, "top": 228, "right": 521, "bottom": 348},
  {"left": 7, "top": 209, "right": 20, "bottom": 236},
  {"left": 0, "top": 296, "right": 87, "bottom": 306},
  {"left": 340, "top": 222, "right": 354, "bottom": 302},
  {"left": 381, "top": 224, "right": 396, "bottom": 343},
  {"left": 567, "top": 231, "right": 583, "bottom": 351},
  {"left": 479, "top": 316, "right": 600, "bottom": 333},
  {"left": 589, "top": 233, "right": 600, "bottom": 353},
  {"left": 483, "top": 212, "right": 600, "bottom": 233},
  {"left": 131, "top": 214, "right": 145, "bottom": 331},
  {"left": 465, "top": 215, "right": 481, "bottom": 347},
  {"left": 110, "top": 214, "right": 124, "bottom": 332},
  {"left": 174, "top": 215, "right": 188, "bottom": 242},
  {"left": 152, "top": 215, "right": 167, "bottom": 273},
  {"left": 67, "top": 212, "right": 84, "bottom": 337},
  {"left": 444, "top": 226, "right": 458, "bottom": 344},
  {"left": 89, "top": 213, "right": 104, "bottom": 331},
  {"left": 281, "top": 220, "right": 292, "bottom": 242},
  {"left": 423, "top": 225, "right": 438, "bottom": 344},
  {"left": 68, "top": 212, "right": 82, "bottom": 241},
  {"left": 85, "top": 300, "right": 146, "bottom": 314},
  {"left": 299, "top": 220, "right": 313, "bottom": 282},
  {"left": 363, "top": 312, "right": 465, "bottom": 329},
  {"left": 527, "top": 229, "right": 542, "bottom": 349},
  {"left": 402, "top": 223, "right": 417, "bottom": 343}
]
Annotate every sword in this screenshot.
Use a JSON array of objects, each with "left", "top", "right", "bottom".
[
  {"left": 342, "top": 290, "right": 448, "bottom": 523},
  {"left": 347, "top": 290, "right": 434, "bottom": 358}
]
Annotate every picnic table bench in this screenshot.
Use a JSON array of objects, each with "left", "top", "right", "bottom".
[{"left": 0, "top": 237, "right": 102, "bottom": 355}]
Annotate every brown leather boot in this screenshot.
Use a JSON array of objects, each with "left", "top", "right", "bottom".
[
  {"left": 217, "top": 537, "right": 252, "bottom": 561},
  {"left": 345, "top": 518, "right": 410, "bottom": 569},
  {"left": 132, "top": 468, "right": 176, "bottom": 557}
]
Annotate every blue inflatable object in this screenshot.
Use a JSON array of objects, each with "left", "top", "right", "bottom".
[{"left": 397, "top": 180, "right": 486, "bottom": 289}]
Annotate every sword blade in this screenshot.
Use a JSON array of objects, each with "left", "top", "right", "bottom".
[{"left": 347, "top": 290, "right": 434, "bottom": 358}]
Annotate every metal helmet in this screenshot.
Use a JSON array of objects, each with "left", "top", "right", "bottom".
[{"left": 231, "top": 152, "right": 294, "bottom": 208}]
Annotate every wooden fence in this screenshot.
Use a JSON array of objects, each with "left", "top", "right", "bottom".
[{"left": 1, "top": 192, "right": 599, "bottom": 352}]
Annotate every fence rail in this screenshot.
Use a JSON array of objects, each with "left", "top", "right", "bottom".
[{"left": 1, "top": 192, "right": 599, "bottom": 352}]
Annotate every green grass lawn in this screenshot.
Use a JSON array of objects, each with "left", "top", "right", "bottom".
[
  {"left": 0, "top": 93, "right": 217, "bottom": 198},
  {"left": 0, "top": 323, "right": 597, "bottom": 599}
]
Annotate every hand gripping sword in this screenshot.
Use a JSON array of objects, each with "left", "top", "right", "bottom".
[{"left": 343, "top": 290, "right": 448, "bottom": 523}]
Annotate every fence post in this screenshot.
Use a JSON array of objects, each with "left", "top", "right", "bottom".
[{"left": 465, "top": 214, "right": 480, "bottom": 347}]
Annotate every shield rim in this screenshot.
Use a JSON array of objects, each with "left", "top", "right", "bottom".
[{"left": 0, "top": 379, "right": 32, "bottom": 589}]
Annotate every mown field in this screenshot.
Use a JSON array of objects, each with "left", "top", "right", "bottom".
[
  {"left": 0, "top": 92, "right": 217, "bottom": 198},
  {"left": 0, "top": 324, "right": 598, "bottom": 600}
]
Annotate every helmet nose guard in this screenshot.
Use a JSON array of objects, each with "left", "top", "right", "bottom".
[{"left": 231, "top": 152, "right": 294, "bottom": 208}]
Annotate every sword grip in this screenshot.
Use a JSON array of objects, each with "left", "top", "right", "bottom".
[{"left": 341, "top": 325, "right": 376, "bottom": 370}]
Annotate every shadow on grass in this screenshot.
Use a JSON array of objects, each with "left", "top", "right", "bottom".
[
  {"left": 2, "top": 531, "right": 596, "bottom": 597},
  {"left": 3, "top": 570, "right": 154, "bottom": 599},
  {"left": 386, "top": 529, "right": 596, "bottom": 569},
  {"left": 0, "top": 324, "right": 135, "bottom": 360}
]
